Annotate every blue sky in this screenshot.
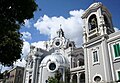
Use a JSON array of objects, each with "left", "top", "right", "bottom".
[
  {"left": 1, "top": 0, "right": 120, "bottom": 72},
  {"left": 20, "top": 0, "right": 120, "bottom": 43}
]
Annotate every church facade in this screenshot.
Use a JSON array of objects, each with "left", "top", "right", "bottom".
[{"left": 23, "top": 2, "right": 120, "bottom": 83}]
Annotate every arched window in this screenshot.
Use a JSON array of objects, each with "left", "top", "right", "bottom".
[
  {"left": 88, "top": 14, "right": 98, "bottom": 31},
  {"left": 72, "top": 74, "right": 77, "bottom": 83},
  {"left": 80, "top": 73, "right": 85, "bottom": 83},
  {"left": 78, "top": 58, "right": 84, "bottom": 66},
  {"left": 104, "top": 15, "right": 112, "bottom": 34},
  {"left": 104, "top": 15, "right": 109, "bottom": 27},
  {"left": 69, "top": 43, "right": 72, "bottom": 47}
]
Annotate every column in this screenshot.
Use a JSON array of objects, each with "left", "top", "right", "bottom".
[
  {"left": 63, "top": 68, "right": 65, "bottom": 82},
  {"left": 77, "top": 73, "right": 80, "bottom": 83},
  {"left": 84, "top": 46, "right": 89, "bottom": 83},
  {"left": 35, "top": 57, "right": 41, "bottom": 83},
  {"left": 31, "top": 49, "right": 43, "bottom": 83},
  {"left": 101, "top": 38, "right": 112, "bottom": 81},
  {"left": 31, "top": 56, "right": 37, "bottom": 83},
  {"left": 77, "top": 60, "right": 79, "bottom": 67},
  {"left": 70, "top": 74, "right": 73, "bottom": 83}
]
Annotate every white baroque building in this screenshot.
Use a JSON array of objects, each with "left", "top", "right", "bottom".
[{"left": 23, "top": 2, "right": 120, "bottom": 83}]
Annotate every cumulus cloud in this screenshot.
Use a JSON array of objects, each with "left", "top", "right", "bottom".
[
  {"left": 34, "top": 9, "right": 84, "bottom": 47},
  {"left": 14, "top": 40, "right": 47, "bottom": 68},
  {"left": 12, "top": 40, "right": 30, "bottom": 68},
  {"left": 31, "top": 41, "right": 47, "bottom": 50},
  {"left": 0, "top": 40, "right": 30, "bottom": 72},
  {"left": 13, "top": 58, "right": 26, "bottom": 67},
  {"left": 22, "top": 41, "right": 30, "bottom": 58},
  {"left": 0, "top": 65, "right": 12, "bottom": 73},
  {"left": 24, "top": 19, "right": 31, "bottom": 28},
  {"left": 13, "top": 41, "right": 47, "bottom": 67},
  {"left": 21, "top": 31, "right": 32, "bottom": 40},
  {"left": 114, "top": 27, "right": 120, "bottom": 32},
  {"left": 11, "top": 40, "right": 31, "bottom": 68},
  {"left": 1, "top": 58, "right": 26, "bottom": 72}
]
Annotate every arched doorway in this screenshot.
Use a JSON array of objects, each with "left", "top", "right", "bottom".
[
  {"left": 80, "top": 73, "right": 85, "bottom": 83},
  {"left": 72, "top": 74, "right": 77, "bottom": 83}
]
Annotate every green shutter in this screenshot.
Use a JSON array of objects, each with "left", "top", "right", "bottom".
[
  {"left": 113, "top": 44, "right": 117, "bottom": 57},
  {"left": 118, "top": 71, "right": 120, "bottom": 80},
  {"left": 118, "top": 44, "right": 120, "bottom": 56},
  {"left": 113, "top": 43, "right": 120, "bottom": 57}
]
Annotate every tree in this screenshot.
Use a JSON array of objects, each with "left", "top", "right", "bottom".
[
  {"left": 0, "top": 0, "right": 38, "bottom": 66},
  {"left": 48, "top": 70, "right": 62, "bottom": 83},
  {"left": 55, "top": 70, "right": 62, "bottom": 83},
  {"left": 48, "top": 76, "right": 58, "bottom": 83}
]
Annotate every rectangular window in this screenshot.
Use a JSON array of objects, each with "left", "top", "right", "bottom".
[
  {"left": 113, "top": 43, "right": 120, "bottom": 58},
  {"left": 93, "top": 51, "right": 98, "bottom": 62}
]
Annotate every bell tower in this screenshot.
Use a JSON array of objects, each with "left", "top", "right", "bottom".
[
  {"left": 82, "top": 2, "right": 114, "bottom": 42},
  {"left": 82, "top": 2, "right": 115, "bottom": 83}
]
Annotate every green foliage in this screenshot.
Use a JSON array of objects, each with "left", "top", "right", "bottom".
[
  {"left": 55, "top": 70, "right": 62, "bottom": 82},
  {"left": 48, "top": 76, "right": 65, "bottom": 83},
  {"left": 48, "top": 70, "right": 62, "bottom": 83},
  {"left": 0, "top": 0, "right": 38, "bottom": 24},
  {"left": 48, "top": 76, "right": 58, "bottom": 83},
  {"left": 48, "top": 69, "right": 71, "bottom": 83},
  {"left": 0, "top": 0, "right": 38, "bottom": 66}
]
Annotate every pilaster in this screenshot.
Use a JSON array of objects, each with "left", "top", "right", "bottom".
[
  {"left": 77, "top": 73, "right": 80, "bottom": 83},
  {"left": 70, "top": 74, "right": 73, "bottom": 83}
]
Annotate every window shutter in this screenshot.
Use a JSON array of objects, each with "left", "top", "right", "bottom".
[
  {"left": 118, "top": 71, "right": 120, "bottom": 80},
  {"left": 113, "top": 44, "right": 120, "bottom": 57}
]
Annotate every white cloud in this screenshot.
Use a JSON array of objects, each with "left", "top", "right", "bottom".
[
  {"left": 0, "top": 65, "right": 12, "bottom": 73},
  {"left": 34, "top": 9, "right": 84, "bottom": 47},
  {"left": 0, "top": 40, "right": 30, "bottom": 72},
  {"left": 12, "top": 41, "right": 30, "bottom": 68},
  {"left": 13, "top": 58, "right": 26, "bottom": 67},
  {"left": 13, "top": 41, "right": 47, "bottom": 68},
  {"left": 114, "top": 27, "right": 120, "bottom": 32},
  {"left": 24, "top": 19, "right": 31, "bottom": 28},
  {"left": 13, "top": 40, "right": 47, "bottom": 68},
  {"left": 31, "top": 41, "right": 47, "bottom": 50},
  {"left": 22, "top": 41, "right": 30, "bottom": 58},
  {"left": 0, "top": 58, "right": 26, "bottom": 72},
  {"left": 21, "top": 32, "right": 32, "bottom": 40}
]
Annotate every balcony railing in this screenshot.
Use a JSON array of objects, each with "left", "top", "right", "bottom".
[
  {"left": 70, "top": 66, "right": 85, "bottom": 72},
  {"left": 88, "top": 28, "right": 99, "bottom": 40}
]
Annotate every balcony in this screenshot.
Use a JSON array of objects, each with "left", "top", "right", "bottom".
[{"left": 70, "top": 66, "right": 85, "bottom": 72}]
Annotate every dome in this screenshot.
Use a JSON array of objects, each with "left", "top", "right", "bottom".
[{"left": 40, "top": 51, "right": 69, "bottom": 67}]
